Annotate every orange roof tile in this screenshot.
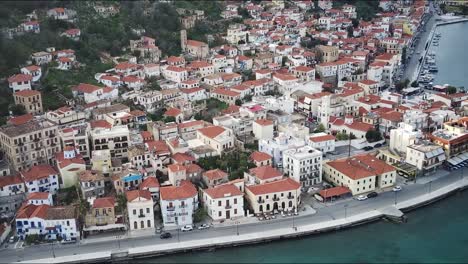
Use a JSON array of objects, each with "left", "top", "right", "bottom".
[
  {"left": 203, "top": 169, "right": 228, "bottom": 181},
  {"left": 198, "top": 126, "right": 226, "bottom": 139},
  {"left": 250, "top": 151, "right": 272, "bottom": 162},
  {"left": 326, "top": 154, "right": 395, "bottom": 180},
  {"left": 310, "top": 134, "right": 336, "bottom": 142},
  {"left": 249, "top": 165, "right": 282, "bottom": 180},
  {"left": 93, "top": 197, "right": 115, "bottom": 208},
  {"left": 160, "top": 180, "right": 197, "bottom": 200},
  {"left": 21, "top": 164, "right": 57, "bottom": 182},
  {"left": 204, "top": 184, "right": 243, "bottom": 199},
  {"left": 126, "top": 189, "right": 152, "bottom": 202},
  {"left": 246, "top": 178, "right": 300, "bottom": 195}
]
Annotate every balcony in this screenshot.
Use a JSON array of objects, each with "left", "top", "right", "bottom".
[
  {"left": 273, "top": 197, "right": 280, "bottom": 201},
  {"left": 257, "top": 199, "right": 265, "bottom": 204},
  {"left": 33, "top": 138, "right": 40, "bottom": 142},
  {"left": 166, "top": 206, "right": 175, "bottom": 211},
  {"left": 138, "top": 214, "right": 146, "bottom": 218},
  {"left": 179, "top": 204, "right": 188, "bottom": 209},
  {"left": 225, "top": 204, "right": 232, "bottom": 209},
  {"left": 287, "top": 195, "right": 294, "bottom": 200}
]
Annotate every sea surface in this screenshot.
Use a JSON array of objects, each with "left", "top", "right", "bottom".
[
  {"left": 432, "top": 21, "right": 468, "bottom": 88},
  {"left": 145, "top": 190, "right": 468, "bottom": 263},
  {"left": 144, "top": 22, "right": 468, "bottom": 263}
]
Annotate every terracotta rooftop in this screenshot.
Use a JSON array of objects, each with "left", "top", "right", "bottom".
[
  {"left": 160, "top": 180, "right": 197, "bottom": 201},
  {"left": 250, "top": 151, "right": 272, "bottom": 162},
  {"left": 93, "top": 197, "right": 115, "bottom": 208},
  {"left": 246, "top": 178, "right": 300, "bottom": 195},
  {"left": 126, "top": 189, "right": 152, "bottom": 202},
  {"left": 249, "top": 165, "right": 282, "bottom": 180},
  {"left": 21, "top": 164, "right": 57, "bottom": 183},
  {"left": 326, "top": 154, "right": 395, "bottom": 180},
  {"left": 204, "top": 184, "right": 243, "bottom": 199},
  {"left": 203, "top": 169, "right": 228, "bottom": 181}
]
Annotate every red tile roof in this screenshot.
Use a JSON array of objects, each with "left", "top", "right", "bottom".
[
  {"left": 249, "top": 165, "right": 282, "bottom": 180},
  {"left": 16, "top": 204, "right": 49, "bottom": 219},
  {"left": 140, "top": 177, "right": 160, "bottom": 189},
  {"left": 250, "top": 151, "right": 272, "bottom": 162},
  {"left": 246, "top": 178, "right": 300, "bottom": 195},
  {"left": 165, "top": 107, "right": 182, "bottom": 117},
  {"left": 254, "top": 119, "right": 273, "bottom": 126},
  {"left": 212, "top": 88, "right": 240, "bottom": 97},
  {"left": 8, "top": 74, "right": 32, "bottom": 83},
  {"left": 310, "top": 134, "right": 336, "bottom": 142},
  {"left": 126, "top": 189, "right": 152, "bottom": 202},
  {"left": 319, "top": 186, "right": 351, "bottom": 199},
  {"left": 172, "top": 152, "right": 195, "bottom": 164},
  {"left": 203, "top": 169, "right": 228, "bottom": 181},
  {"left": 90, "top": 120, "right": 112, "bottom": 129},
  {"left": 27, "top": 192, "right": 50, "bottom": 201},
  {"left": 93, "top": 197, "right": 115, "bottom": 208},
  {"left": 73, "top": 83, "right": 101, "bottom": 94},
  {"left": 8, "top": 113, "right": 33, "bottom": 126},
  {"left": 198, "top": 126, "right": 226, "bottom": 139},
  {"left": 326, "top": 154, "right": 395, "bottom": 180},
  {"left": 21, "top": 164, "right": 57, "bottom": 182},
  {"left": 14, "top": 90, "right": 41, "bottom": 97},
  {"left": 0, "top": 175, "right": 23, "bottom": 188},
  {"left": 168, "top": 164, "right": 186, "bottom": 173},
  {"left": 160, "top": 180, "right": 197, "bottom": 200},
  {"left": 204, "top": 184, "right": 243, "bottom": 199}
]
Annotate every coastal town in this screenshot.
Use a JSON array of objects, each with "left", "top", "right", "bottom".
[{"left": 0, "top": 0, "right": 467, "bottom": 262}]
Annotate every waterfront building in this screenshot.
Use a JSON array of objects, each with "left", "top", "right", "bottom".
[
  {"left": 245, "top": 178, "right": 301, "bottom": 214},
  {"left": 282, "top": 146, "right": 323, "bottom": 188},
  {"left": 389, "top": 123, "right": 422, "bottom": 154},
  {"left": 258, "top": 133, "right": 306, "bottom": 167},
  {"left": 20, "top": 164, "right": 60, "bottom": 194},
  {"left": 55, "top": 147, "right": 86, "bottom": 188},
  {"left": 308, "top": 133, "right": 336, "bottom": 154},
  {"left": 202, "top": 183, "right": 244, "bottom": 221},
  {"left": 406, "top": 141, "right": 445, "bottom": 174},
  {"left": 323, "top": 154, "right": 397, "bottom": 195},
  {"left": 160, "top": 180, "right": 198, "bottom": 228},
  {"left": 78, "top": 170, "right": 106, "bottom": 203},
  {"left": 126, "top": 190, "right": 154, "bottom": 232},
  {"left": 428, "top": 117, "right": 468, "bottom": 158}
]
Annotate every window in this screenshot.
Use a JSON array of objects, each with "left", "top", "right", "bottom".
[
  {"left": 234, "top": 198, "right": 237, "bottom": 204},
  {"left": 218, "top": 211, "right": 222, "bottom": 217},
  {"left": 218, "top": 201, "right": 222, "bottom": 206},
  {"left": 133, "top": 209, "right": 136, "bottom": 215}
]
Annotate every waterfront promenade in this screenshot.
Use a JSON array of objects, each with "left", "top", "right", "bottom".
[{"left": 3, "top": 169, "right": 466, "bottom": 263}]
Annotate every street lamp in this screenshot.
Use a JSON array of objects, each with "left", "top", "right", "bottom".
[
  {"left": 236, "top": 221, "right": 240, "bottom": 236},
  {"left": 429, "top": 180, "right": 432, "bottom": 194},
  {"left": 177, "top": 223, "right": 180, "bottom": 243},
  {"left": 344, "top": 204, "right": 348, "bottom": 219},
  {"left": 394, "top": 191, "right": 398, "bottom": 205},
  {"left": 51, "top": 241, "right": 56, "bottom": 258}
]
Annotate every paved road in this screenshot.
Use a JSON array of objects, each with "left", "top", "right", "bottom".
[
  {"left": 402, "top": 3, "right": 438, "bottom": 82},
  {"left": 1, "top": 168, "right": 465, "bottom": 263}
]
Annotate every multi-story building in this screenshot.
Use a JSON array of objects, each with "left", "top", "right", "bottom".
[
  {"left": 79, "top": 170, "right": 106, "bottom": 203},
  {"left": 149, "top": 121, "right": 179, "bottom": 141},
  {"left": 91, "top": 125, "right": 129, "bottom": 158},
  {"left": 16, "top": 204, "right": 78, "bottom": 241},
  {"left": 202, "top": 183, "right": 244, "bottom": 221},
  {"left": 196, "top": 126, "right": 235, "bottom": 156},
  {"left": 259, "top": 133, "right": 306, "bottom": 167},
  {"left": 428, "top": 117, "right": 468, "bottom": 158},
  {"left": 8, "top": 74, "right": 32, "bottom": 92},
  {"left": 250, "top": 151, "right": 272, "bottom": 167},
  {"left": 244, "top": 165, "right": 283, "bottom": 185},
  {"left": 0, "top": 175, "right": 26, "bottom": 217},
  {"left": 84, "top": 197, "right": 117, "bottom": 232},
  {"left": 202, "top": 169, "right": 229, "bottom": 188},
  {"left": 316, "top": 45, "right": 339, "bottom": 63},
  {"left": 323, "top": 154, "right": 397, "bottom": 195},
  {"left": 112, "top": 168, "right": 143, "bottom": 194},
  {"left": 308, "top": 133, "right": 336, "bottom": 153},
  {"left": 21, "top": 164, "right": 60, "bottom": 194},
  {"left": 160, "top": 180, "right": 198, "bottom": 228},
  {"left": 45, "top": 107, "right": 87, "bottom": 127},
  {"left": 126, "top": 190, "right": 154, "bottom": 231},
  {"left": 26, "top": 192, "right": 53, "bottom": 206},
  {"left": 13, "top": 90, "right": 43, "bottom": 115},
  {"left": 0, "top": 118, "right": 61, "bottom": 171},
  {"left": 283, "top": 146, "right": 323, "bottom": 188},
  {"left": 253, "top": 119, "right": 274, "bottom": 140},
  {"left": 389, "top": 123, "right": 421, "bottom": 154},
  {"left": 406, "top": 141, "right": 445, "bottom": 174},
  {"left": 59, "top": 123, "right": 91, "bottom": 161},
  {"left": 245, "top": 178, "right": 301, "bottom": 214},
  {"left": 55, "top": 147, "right": 86, "bottom": 188}
]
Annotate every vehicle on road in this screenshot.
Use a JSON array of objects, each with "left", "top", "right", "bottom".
[
  {"left": 156, "top": 227, "right": 163, "bottom": 233},
  {"left": 181, "top": 225, "right": 193, "bottom": 232},
  {"left": 374, "top": 143, "right": 382, "bottom": 148},
  {"left": 393, "top": 186, "right": 402, "bottom": 192},
  {"left": 160, "top": 232, "right": 172, "bottom": 239},
  {"left": 367, "top": 192, "right": 378, "bottom": 198},
  {"left": 9, "top": 236, "right": 15, "bottom": 243},
  {"left": 357, "top": 195, "right": 368, "bottom": 201},
  {"left": 198, "top": 224, "right": 210, "bottom": 230}
]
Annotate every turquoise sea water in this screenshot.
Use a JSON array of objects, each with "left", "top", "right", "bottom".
[
  {"left": 144, "top": 190, "right": 468, "bottom": 263},
  {"left": 432, "top": 22, "right": 468, "bottom": 88},
  {"left": 144, "top": 22, "right": 468, "bottom": 263}
]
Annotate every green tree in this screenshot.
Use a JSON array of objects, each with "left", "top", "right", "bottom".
[
  {"left": 446, "top": 86, "right": 457, "bottom": 94},
  {"left": 164, "top": 116, "right": 176, "bottom": 123},
  {"left": 193, "top": 207, "right": 207, "bottom": 223},
  {"left": 10, "top": 104, "right": 26, "bottom": 116},
  {"left": 235, "top": 99, "right": 243, "bottom": 106},
  {"left": 365, "top": 130, "right": 382, "bottom": 143},
  {"left": 411, "top": 80, "right": 419, "bottom": 87},
  {"left": 314, "top": 123, "right": 326, "bottom": 133},
  {"left": 115, "top": 193, "right": 127, "bottom": 214},
  {"left": 336, "top": 132, "right": 349, "bottom": 141}
]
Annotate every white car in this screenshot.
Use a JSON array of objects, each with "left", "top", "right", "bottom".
[
  {"left": 197, "top": 224, "right": 210, "bottom": 230},
  {"left": 357, "top": 195, "right": 368, "bottom": 201},
  {"left": 393, "top": 186, "right": 402, "bottom": 192},
  {"left": 180, "top": 225, "right": 193, "bottom": 232}
]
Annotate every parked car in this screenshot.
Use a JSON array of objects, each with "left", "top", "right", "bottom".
[
  {"left": 9, "top": 236, "right": 15, "bottom": 243},
  {"left": 357, "top": 195, "right": 368, "bottom": 201},
  {"left": 393, "top": 186, "right": 402, "bottom": 192},
  {"left": 181, "top": 225, "right": 193, "bottom": 232},
  {"left": 198, "top": 224, "right": 210, "bottom": 230},
  {"left": 367, "top": 192, "right": 378, "bottom": 198},
  {"left": 156, "top": 227, "right": 163, "bottom": 233},
  {"left": 160, "top": 232, "right": 172, "bottom": 239},
  {"left": 363, "top": 146, "right": 372, "bottom": 151},
  {"left": 374, "top": 143, "right": 382, "bottom": 148}
]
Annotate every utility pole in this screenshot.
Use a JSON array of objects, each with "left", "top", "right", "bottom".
[
  {"left": 344, "top": 204, "right": 348, "bottom": 219},
  {"left": 236, "top": 221, "right": 239, "bottom": 236}
]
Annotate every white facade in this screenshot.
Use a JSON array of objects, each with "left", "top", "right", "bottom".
[
  {"left": 252, "top": 119, "right": 274, "bottom": 140},
  {"left": 127, "top": 190, "right": 155, "bottom": 231},
  {"left": 389, "top": 123, "right": 421, "bottom": 154},
  {"left": 202, "top": 184, "right": 244, "bottom": 221},
  {"left": 160, "top": 181, "right": 198, "bottom": 228},
  {"left": 259, "top": 134, "right": 306, "bottom": 167},
  {"left": 283, "top": 146, "right": 323, "bottom": 187}
]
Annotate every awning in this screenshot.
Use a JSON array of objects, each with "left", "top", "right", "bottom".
[
  {"left": 319, "top": 186, "right": 351, "bottom": 199},
  {"left": 448, "top": 158, "right": 458, "bottom": 165},
  {"left": 459, "top": 153, "right": 468, "bottom": 161}
]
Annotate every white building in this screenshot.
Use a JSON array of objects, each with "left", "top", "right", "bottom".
[
  {"left": 202, "top": 183, "right": 244, "bottom": 221},
  {"left": 160, "top": 180, "right": 198, "bottom": 228},
  {"left": 252, "top": 119, "right": 274, "bottom": 140},
  {"left": 283, "top": 146, "right": 323, "bottom": 187},
  {"left": 91, "top": 125, "right": 130, "bottom": 158},
  {"left": 309, "top": 133, "right": 336, "bottom": 153},
  {"left": 8, "top": 74, "right": 32, "bottom": 92},
  {"left": 245, "top": 178, "right": 301, "bottom": 214},
  {"left": 21, "top": 164, "right": 60, "bottom": 194},
  {"left": 406, "top": 142, "right": 445, "bottom": 173},
  {"left": 389, "top": 123, "right": 421, "bottom": 154},
  {"left": 259, "top": 133, "right": 306, "bottom": 167},
  {"left": 26, "top": 192, "right": 53, "bottom": 206},
  {"left": 126, "top": 190, "right": 155, "bottom": 231},
  {"left": 196, "top": 126, "right": 235, "bottom": 156}
]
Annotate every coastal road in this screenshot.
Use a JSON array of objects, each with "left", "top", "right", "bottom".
[
  {"left": 0, "top": 169, "right": 465, "bottom": 263},
  {"left": 402, "top": 3, "right": 438, "bottom": 82}
]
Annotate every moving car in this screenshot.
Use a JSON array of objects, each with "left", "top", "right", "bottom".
[
  {"left": 160, "top": 232, "right": 172, "bottom": 239},
  {"left": 181, "top": 225, "right": 193, "bottom": 232},
  {"left": 357, "top": 195, "right": 368, "bottom": 201},
  {"left": 367, "top": 192, "right": 378, "bottom": 198},
  {"left": 197, "top": 224, "right": 210, "bottom": 230},
  {"left": 393, "top": 186, "right": 402, "bottom": 192}
]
